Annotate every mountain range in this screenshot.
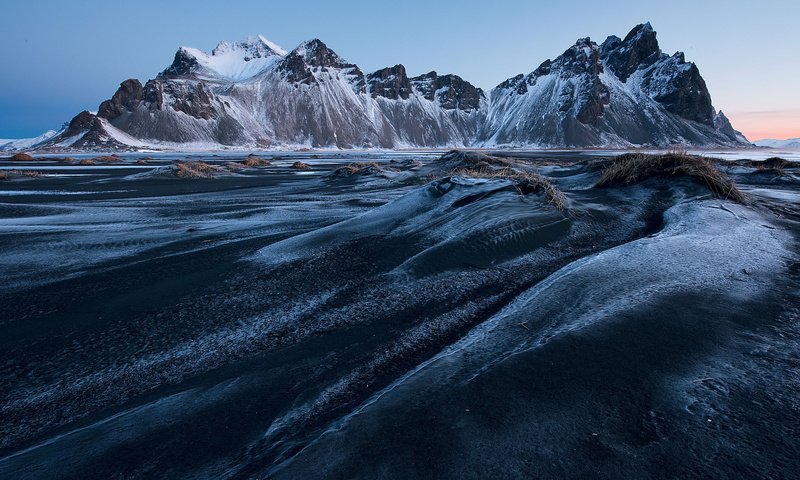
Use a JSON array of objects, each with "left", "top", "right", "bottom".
[
  {"left": 754, "top": 137, "right": 800, "bottom": 149},
  {"left": 25, "top": 23, "right": 749, "bottom": 151}
]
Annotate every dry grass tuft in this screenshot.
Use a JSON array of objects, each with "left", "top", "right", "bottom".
[
  {"left": 753, "top": 157, "right": 800, "bottom": 175},
  {"left": 438, "top": 149, "right": 512, "bottom": 169},
  {"left": 434, "top": 151, "right": 567, "bottom": 210},
  {"left": 79, "top": 159, "right": 97, "bottom": 166},
  {"left": 241, "top": 155, "right": 271, "bottom": 167},
  {"left": 596, "top": 152, "right": 745, "bottom": 203},
  {"left": 5, "top": 169, "right": 42, "bottom": 178},
  {"left": 452, "top": 166, "right": 567, "bottom": 210},
  {"left": 332, "top": 162, "right": 388, "bottom": 177},
  {"left": 173, "top": 160, "right": 221, "bottom": 179},
  {"left": 9, "top": 153, "right": 34, "bottom": 161},
  {"left": 0, "top": 171, "right": 7, "bottom": 180},
  {"left": 292, "top": 161, "right": 311, "bottom": 170}
]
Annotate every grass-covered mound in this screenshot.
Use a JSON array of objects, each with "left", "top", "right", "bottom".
[
  {"left": 438, "top": 150, "right": 566, "bottom": 210},
  {"left": 596, "top": 152, "right": 745, "bottom": 203}
]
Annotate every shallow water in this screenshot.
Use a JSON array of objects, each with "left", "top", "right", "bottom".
[{"left": 0, "top": 151, "right": 798, "bottom": 479}]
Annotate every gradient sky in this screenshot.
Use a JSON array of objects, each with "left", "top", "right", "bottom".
[{"left": 1, "top": 0, "right": 798, "bottom": 140}]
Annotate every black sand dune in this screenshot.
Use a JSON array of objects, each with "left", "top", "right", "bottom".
[{"left": 0, "top": 151, "right": 798, "bottom": 479}]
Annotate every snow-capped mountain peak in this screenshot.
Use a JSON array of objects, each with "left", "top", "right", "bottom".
[
  {"left": 163, "top": 35, "right": 286, "bottom": 82},
  {"left": 287, "top": 39, "right": 352, "bottom": 68},
  {"left": 211, "top": 35, "right": 286, "bottom": 59}
]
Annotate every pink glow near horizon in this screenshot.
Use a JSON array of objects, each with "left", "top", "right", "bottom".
[{"left": 726, "top": 109, "right": 800, "bottom": 141}]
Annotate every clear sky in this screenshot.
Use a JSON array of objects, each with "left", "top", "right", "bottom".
[{"left": 1, "top": 0, "right": 798, "bottom": 140}]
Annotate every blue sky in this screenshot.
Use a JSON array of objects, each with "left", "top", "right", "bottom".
[{"left": 1, "top": 0, "right": 798, "bottom": 139}]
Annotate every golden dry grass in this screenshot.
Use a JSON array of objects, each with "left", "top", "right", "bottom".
[
  {"left": 332, "top": 162, "right": 387, "bottom": 176},
  {"left": 241, "top": 156, "right": 271, "bottom": 167},
  {"left": 9, "top": 153, "right": 34, "bottom": 161},
  {"left": 452, "top": 166, "right": 567, "bottom": 210},
  {"left": 292, "top": 161, "right": 311, "bottom": 170},
  {"left": 596, "top": 152, "right": 745, "bottom": 203},
  {"left": 3, "top": 169, "right": 42, "bottom": 178},
  {"left": 173, "top": 160, "right": 221, "bottom": 179}
]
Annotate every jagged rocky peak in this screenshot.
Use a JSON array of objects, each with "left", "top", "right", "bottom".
[
  {"left": 552, "top": 37, "right": 603, "bottom": 76},
  {"left": 63, "top": 110, "right": 98, "bottom": 137},
  {"left": 98, "top": 79, "right": 144, "bottom": 119},
  {"left": 601, "top": 22, "right": 664, "bottom": 81},
  {"left": 367, "top": 64, "right": 412, "bottom": 100},
  {"left": 287, "top": 39, "right": 352, "bottom": 68},
  {"left": 162, "top": 48, "right": 200, "bottom": 77},
  {"left": 278, "top": 39, "right": 365, "bottom": 92},
  {"left": 410, "top": 71, "right": 484, "bottom": 111},
  {"left": 714, "top": 111, "right": 749, "bottom": 143},
  {"left": 640, "top": 51, "right": 715, "bottom": 125}
]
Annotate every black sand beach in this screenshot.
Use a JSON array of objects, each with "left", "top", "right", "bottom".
[{"left": 1, "top": 150, "right": 798, "bottom": 479}]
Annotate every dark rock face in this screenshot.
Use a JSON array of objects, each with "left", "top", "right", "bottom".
[
  {"left": 143, "top": 80, "right": 164, "bottom": 110},
  {"left": 552, "top": 39, "right": 609, "bottom": 124},
  {"left": 601, "top": 22, "right": 663, "bottom": 82},
  {"left": 278, "top": 52, "right": 315, "bottom": 85},
  {"left": 553, "top": 38, "right": 604, "bottom": 77},
  {"left": 641, "top": 54, "right": 715, "bottom": 125},
  {"left": 367, "top": 65, "right": 412, "bottom": 100},
  {"left": 98, "top": 79, "right": 144, "bottom": 119},
  {"left": 714, "top": 111, "right": 748, "bottom": 142},
  {"left": 296, "top": 39, "right": 350, "bottom": 69},
  {"left": 161, "top": 48, "right": 200, "bottom": 78},
  {"left": 497, "top": 73, "right": 528, "bottom": 95},
  {"left": 165, "top": 82, "right": 215, "bottom": 120},
  {"left": 410, "top": 72, "right": 484, "bottom": 111},
  {"left": 63, "top": 110, "right": 96, "bottom": 137},
  {"left": 59, "top": 111, "right": 127, "bottom": 150}
]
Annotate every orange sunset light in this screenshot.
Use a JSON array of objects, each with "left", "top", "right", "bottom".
[{"left": 726, "top": 109, "right": 800, "bottom": 141}]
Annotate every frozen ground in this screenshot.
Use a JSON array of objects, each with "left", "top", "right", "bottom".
[{"left": 0, "top": 150, "right": 798, "bottom": 479}]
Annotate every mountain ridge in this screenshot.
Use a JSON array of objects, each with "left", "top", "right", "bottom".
[{"left": 26, "top": 23, "right": 749, "bottom": 151}]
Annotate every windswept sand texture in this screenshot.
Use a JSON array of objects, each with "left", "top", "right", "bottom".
[{"left": 0, "top": 150, "right": 798, "bottom": 479}]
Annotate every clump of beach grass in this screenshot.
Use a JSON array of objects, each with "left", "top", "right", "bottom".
[
  {"left": 241, "top": 155, "right": 271, "bottom": 167},
  {"left": 452, "top": 165, "right": 567, "bottom": 210},
  {"left": 1, "top": 169, "right": 42, "bottom": 180},
  {"left": 292, "top": 161, "right": 311, "bottom": 170},
  {"left": 595, "top": 151, "right": 745, "bottom": 203},
  {"left": 173, "top": 160, "right": 221, "bottom": 179},
  {"left": 332, "top": 162, "right": 390, "bottom": 177}
]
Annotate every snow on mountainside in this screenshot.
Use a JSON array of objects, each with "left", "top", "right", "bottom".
[
  {"left": 0, "top": 130, "right": 59, "bottom": 151},
  {"left": 481, "top": 23, "right": 747, "bottom": 147},
  {"left": 755, "top": 138, "right": 800, "bottom": 149},
  {"left": 37, "top": 24, "right": 750, "bottom": 151}
]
